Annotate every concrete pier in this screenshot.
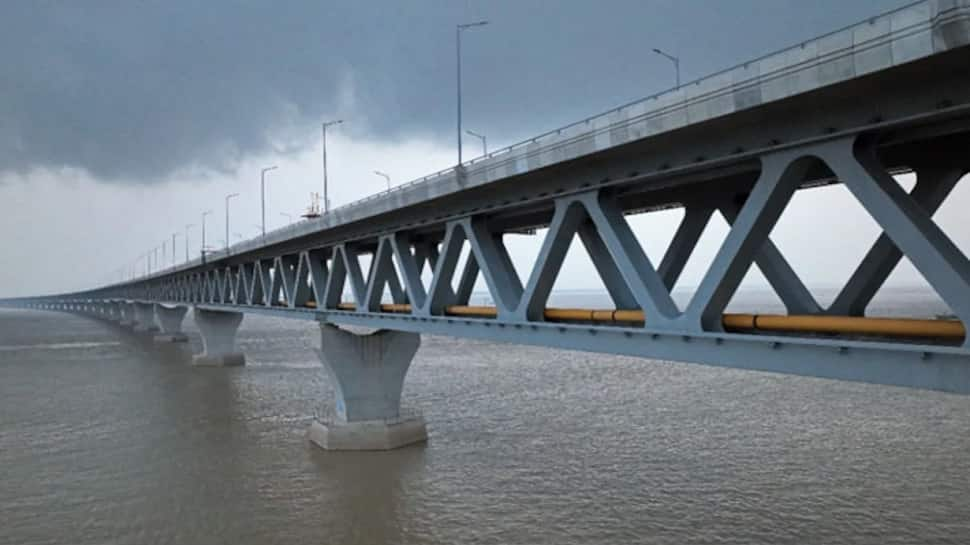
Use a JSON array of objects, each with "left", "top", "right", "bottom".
[
  {"left": 153, "top": 304, "right": 189, "bottom": 343},
  {"left": 118, "top": 302, "right": 137, "bottom": 329},
  {"left": 132, "top": 302, "right": 159, "bottom": 333},
  {"left": 307, "top": 324, "right": 427, "bottom": 451},
  {"left": 191, "top": 308, "right": 245, "bottom": 366}
]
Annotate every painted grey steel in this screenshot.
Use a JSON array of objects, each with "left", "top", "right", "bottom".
[
  {"left": 225, "top": 193, "right": 239, "bottom": 252},
  {"left": 652, "top": 48, "right": 681, "bottom": 87},
  {"left": 374, "top": 170, "right": 391, "bottom": 191},
  {"left": 321, "top": 119, "right": 343, "bottom": 215},
  {"left": 260, "top": 165, "right": 278, "bottom": 238},
  {"left": 200, "top": 210, "right": 212, "bottom": 261},
  {"left": 184, "top": 224, "right": 192, "bottom": 262},
  {"left": 466, "top": 129, "right": 486, "bottom": 157},
  {"left": 4, "top": 0, "right": 970, "bottom": 398},
  {"left": 456, "top": 20, "right": 489, "bottom": 166}
]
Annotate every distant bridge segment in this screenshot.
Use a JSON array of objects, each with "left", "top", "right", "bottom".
[{"left": 4, "top": 0, "right": 970, "bottom": 449}]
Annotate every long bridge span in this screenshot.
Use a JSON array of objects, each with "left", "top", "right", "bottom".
[{"left": 4, "top": 0, "right": 970, "bottom": 449}]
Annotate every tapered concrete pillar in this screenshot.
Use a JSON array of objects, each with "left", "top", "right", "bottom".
[
  {"left": 191, "top": 308, "right": 245, "bottom": 366},
  {"left": 153, "top": 304, "right": 189, "bottom": 343},
  {"left": 132, "top": 302, "right": 159, "bottom": 333},
  {"left": 119, "top": 302, "right": 137, "bottom": 329},
  {"left": 106, "top": 301, "right": 122, "bottom": 322},
  {"left": 307, "top": 324, "right": 427, "bottom": 451}
]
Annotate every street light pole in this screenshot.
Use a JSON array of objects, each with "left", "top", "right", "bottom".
[
  {"left": 466, "top": 129, "right": 487, "bottom": 157},
  {"left": 201, "top": 210, "right": 212, "bottom": 260},
  {"left": 457, "top": 20, "right": 488, "bottom": 167},
  {"left": 260, "top": 165, "right": 278, "bottom": 238},
  {"left": 652, "top": 48, "right": 681, "bottom": 87},
  {"left": 374, "top": 170, "right": 391, "bottom": 191},
  {"left": 225, "top": 192, "right": 239, "bottom": 252},
  {"left": 280, "top": 212, "right": 292, "bottom": 225},
  {"left": 322, "top": 120, "right": 343, "bottom": 215},
  {"left": 185, "top": 224, "right": 193, "bottom": 262},
  {"left": 172, "top": 232, "right": 179, "bottom": 266}
]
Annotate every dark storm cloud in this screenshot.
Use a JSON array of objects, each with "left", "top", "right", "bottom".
[{"left": 0, "top": 0, "right": 905, "bottom": 182}]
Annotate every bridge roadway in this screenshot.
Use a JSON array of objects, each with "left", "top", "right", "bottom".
[{"left": 4, "top": 0, "right": 970, "bottom": 450}]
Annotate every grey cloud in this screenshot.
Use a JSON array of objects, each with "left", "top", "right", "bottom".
[{"left": 0, "top": 0, "right": 906, "bottom": 182}]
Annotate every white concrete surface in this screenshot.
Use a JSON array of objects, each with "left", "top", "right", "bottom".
[
  {"left": 308, "top": 324, "right": 425, "bottom": 450},
  {"left": 191, "top": 308, "right": 245, "bottom": 366},
  {"left": 306, "top": 418, "right": 428, "bottom": 451},
  {"left": 153, "top": 304, "right": 189, "bottom": 343}
]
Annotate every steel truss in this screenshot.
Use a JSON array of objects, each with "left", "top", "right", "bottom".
[{"left": 17, "top": 131, "right": 970, "bottom": 394}]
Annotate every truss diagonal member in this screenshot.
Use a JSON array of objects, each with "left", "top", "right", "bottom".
[
  {"left": 223, "top": 269, "right": 232, "bottom": 304},
  {"left": 719, "top": 201, "right": 822, "bottom": 315},
  {"left": 683, "top": 151, "right": 816, "bottom": 332},
  {"left": 517, "top": 200, "right": 588, "bottom": 321},
  {"left": 828, "top": 165, "right": 965, "bottom": 316},
  {"left": 425, "top": 222, "right": 464, "bottom": 314},
  {"left": 304, "top": 248, "right": 330, "bottom": 306},
  {"left": 323, "top": 246, "right": 349, "bottom": 310},
  {"left": 267, "top": 258, "right": 286, "bottom": 307},
  {"left": 454, "top": 253, "right": 480, "bottom": 306},
  {"left": 364, "top": 237, "right": 407, "bottom": 311},
  {"left": 233, "top": 265, "right": 247, "bottom": 304},
  {"left": 254, "top": 259, "right": 272, "bottom": 306},
  {"left": 827, "top": 138, "right": 970, "bottom": 347},
  {"left": 413, "top": 241, "right": 440, "bottom": 275},
  {"left": 340, "top": 245, "right": 368, "bottom": 311},
  {"left": 464, "top": 217, "right": 525, "bottom": 317},
  {"left": 657, "top": 206, "right": 714, "bottom": 291},
  {"left": 289, "top": 253, "right": 312, "bottom": 308},
  {"left": 578, "top": 190, "right": 680, "bottom": 328},
  {"left": 390, "top": 233, "right": 427, "bottom": 310},
  {"left": 274, "top": 256, "right": 298, "bottom": 306}
]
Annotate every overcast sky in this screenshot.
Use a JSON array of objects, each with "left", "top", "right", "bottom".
[{"left": 1, "top": 0, "right": 966, "bottom": 310}]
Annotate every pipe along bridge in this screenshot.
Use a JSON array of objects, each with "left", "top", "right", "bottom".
[{"left": 4, "top": 0, "right": 970, "bottom": 450}]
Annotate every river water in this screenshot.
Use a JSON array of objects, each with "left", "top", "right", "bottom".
[{"left": 1, "top": 288, "right": 969, "bottom": 544}]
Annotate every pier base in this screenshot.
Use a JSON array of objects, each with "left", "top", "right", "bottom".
[
  {"left": 307, "top": 418, "right": 427, "bottom": 451},
  {"left": 307, "top": 324, "right": 427, "bottom": 451},
  {"left": 191, "top": 308, "right": 245, "bottom": 366}
]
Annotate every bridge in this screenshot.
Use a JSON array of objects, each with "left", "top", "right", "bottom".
[{"left": 3, "top": 0, "right": 970, "bottom": 450}]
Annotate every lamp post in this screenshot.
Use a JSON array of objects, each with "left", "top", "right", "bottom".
[
  {"left": 652, "top": 48, "right": 680, "bottom": 87},
  {"left": 260, "top": 165, "right": 278, "bottom": 238},
  {"left": 457, "top": 20, "right": 489, "bottom": 166},
  {"left": 374, "top": 170, "right": 391, "bottom": 191},
  {"left": 280, "top": 212, "right": 293, "bottom": 225},
  {"left": 201, "top": 210, "right": 212, "bottom": 261},
  {"left": 466, "top": 129, "right": 487, "bottom": 157},
  {"left": 225, "top": 192, "right": 239, "bottom": 252},
  {"left": 322, "top": 120, "right": 343, "bottom": 215},
  {"left": 172, "top": 232, "right": 179, "bottom": 266},
  {"left": 184, "top": 224, "right": 193, "bottom": 262}
]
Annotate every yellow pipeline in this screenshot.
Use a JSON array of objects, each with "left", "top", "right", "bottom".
[
  {"left": 723, "top": 313, "right": 965, "bottom": 339},
  {"left": 309, "top": 302, "right": 964, "bottom": 340}
]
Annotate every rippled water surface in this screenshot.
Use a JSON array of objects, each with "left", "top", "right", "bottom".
[{"left": 2, "top": 289, "right": 969, "bottom": 544}]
